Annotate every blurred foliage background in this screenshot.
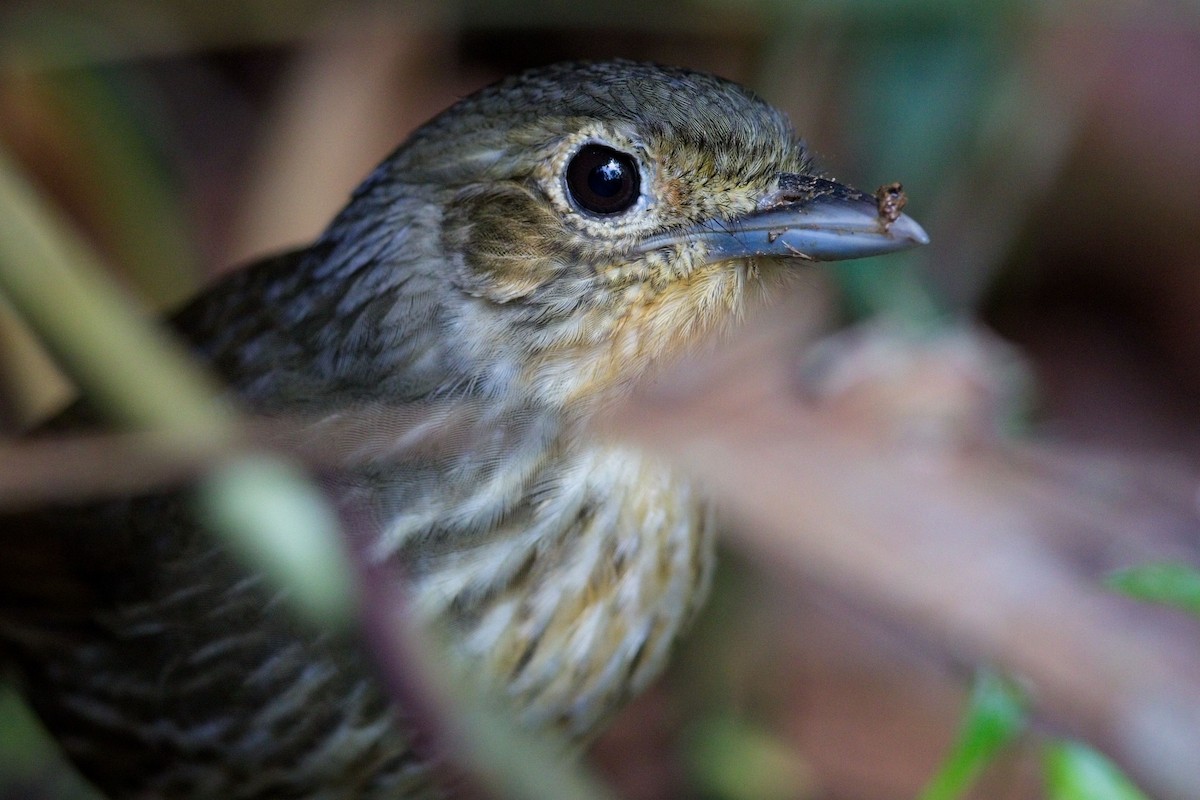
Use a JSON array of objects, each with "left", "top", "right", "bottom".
[{"left": 2, "top": 1, "right": 1199, "bottom": 799}]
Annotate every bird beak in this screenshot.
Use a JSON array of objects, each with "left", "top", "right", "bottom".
[{"left": 639, "top": 173, "right": 929, "bottom": 263}]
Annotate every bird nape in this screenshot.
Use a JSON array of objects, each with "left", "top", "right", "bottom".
[{"left": 0, "top": 60, "right": 926, "bottom": 799}]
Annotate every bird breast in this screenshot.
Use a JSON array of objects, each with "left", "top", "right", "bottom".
[{"left": 390, "top": 441, "right": 718, "bottom": 740}]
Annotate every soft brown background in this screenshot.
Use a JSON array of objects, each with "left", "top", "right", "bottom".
[{"left": 2, "top": 2, "right": 1200, "bottom": 798}]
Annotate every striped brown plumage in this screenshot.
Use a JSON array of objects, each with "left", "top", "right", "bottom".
[{"left": 0, "top": 60, "right": 926, "bottom": 798}]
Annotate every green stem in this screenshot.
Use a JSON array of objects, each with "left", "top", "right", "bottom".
[{"left": 0, "top": 148, "right": 230, "bottom": 449}]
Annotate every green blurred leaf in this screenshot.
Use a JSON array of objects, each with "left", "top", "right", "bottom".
[
  {"left": 0, "top": 147, "right": 228, "bottom": 444},
  {"left": 0, "top": 682, "right": 52, "bottom": 775},
  {"left": 1043, "top": 741, "right": 1151, "bottom": 800},
  {"left": 453, "top": 697, "right": 621, "bottom": 800},
  {"left": 0, "top": 683, "right": 104, "bottom": 799},
  {"left": 685, "top": 715, "right": 812, "bottom": 800},
  {"left": 1106, "top": 562, "right": 1200, "bottom": 619},
  {"left": 0, "top": 147, "right": 357, "bottom": 629},
  {"left": 199, "top": 456, "right": 356, "bottom": 626},
  {"left": 916, "top": 669, "right": 1027, "bottom": 800}
]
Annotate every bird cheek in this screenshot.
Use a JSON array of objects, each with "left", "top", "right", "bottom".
[{"left": 443, "top": 189, "right": 569, "bottom": 304}]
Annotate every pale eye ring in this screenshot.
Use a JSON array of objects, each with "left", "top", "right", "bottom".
[{"left": 564, "top": 144, "right": 641, "bottom": 216}]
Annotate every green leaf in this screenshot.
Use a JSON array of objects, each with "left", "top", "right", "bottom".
[
  {"left": 1106, "top": 562, "right": 1200, "bottom": 619},
  {"left": 916, "top": 669, "right": 1028, "bottom": 800},
  {"left": 1043, "top": 741, "right": 1151, "bottom": 800},
  {"left": 0, "top": 147, "right": 229, "bottom": 447},
  {"left": 685, "top": 715, "right": 812, "bottom": 800},
  {"left": 0, "top": 683, "right": 104, "bottom": 799}
]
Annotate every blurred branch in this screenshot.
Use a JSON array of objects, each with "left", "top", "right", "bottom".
[
  {"left": 0, "top": 147, "right": 227, "bottom": 444},
  {"left": 0, "top": 399, "right": 506, "bottom": 507},
  {"left": 346, "top": 499, "right": 619, "bottom": 800},
  {"left": 0, "top": 144, "right": 358, "bottom": 629},
  {"left": 226, "top": 3, "right": 455, "bottom": 264}
]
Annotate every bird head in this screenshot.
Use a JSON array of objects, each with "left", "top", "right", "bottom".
[{"left": 322, "top": 61, "right": 927, "bottom": 410}]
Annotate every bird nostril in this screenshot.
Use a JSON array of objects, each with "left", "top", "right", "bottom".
[
  {"left": 758, "top": 174, "right": 878, "bottom": 213},
  {"left": 758, "top": 173, "right": 825, "bottom": 210}
]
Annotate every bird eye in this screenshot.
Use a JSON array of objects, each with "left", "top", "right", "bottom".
[{"left": 565, "top": 144, "right": 641, "bottom": 216}]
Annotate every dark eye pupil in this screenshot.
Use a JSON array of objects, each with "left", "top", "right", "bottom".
[
  {"left": 566, "top": 144, "right": 640, "bottom": 215},
  {"left": 590, "top": 159, "right": 625, "bottom": 197}
]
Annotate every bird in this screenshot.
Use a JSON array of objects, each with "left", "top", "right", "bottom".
[{"left": 0, "top": 60, "right": 927, "bottom": 798}]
